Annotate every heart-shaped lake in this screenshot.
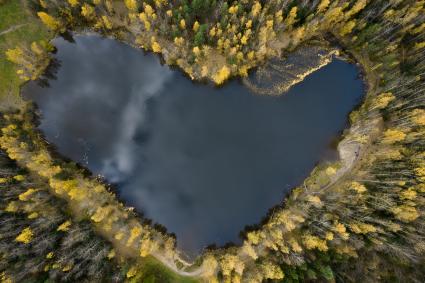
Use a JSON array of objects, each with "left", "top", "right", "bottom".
[{"left": 23, "top": 35, "right": 363, "bottom": 256}]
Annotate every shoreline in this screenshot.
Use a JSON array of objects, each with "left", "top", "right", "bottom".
[{"left": 14, "top": 33, "right": 374, "bottom": 268}]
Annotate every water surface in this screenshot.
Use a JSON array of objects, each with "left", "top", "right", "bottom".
[{"left": 23, "top": 36, "right": 363, "bottom": 256}]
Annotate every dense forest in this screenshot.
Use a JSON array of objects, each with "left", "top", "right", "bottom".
[{"left": 0, "top": 0, "right": 424, "bottom": 282}]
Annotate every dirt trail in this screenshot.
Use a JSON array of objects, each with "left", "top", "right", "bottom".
[
  {"left": 152, "top": 251, "right": 207, "bottom": 278},
  {"left": 0, "top": 24, "right": 27, "bottom": 36}
]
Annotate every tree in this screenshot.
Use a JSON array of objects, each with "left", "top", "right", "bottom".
[
  {"left": 37, "top": 12, "right": 63, "bottom": 31},
  {"left": 251, "top": 1, "right": 261, "bottom": 17},
  {"left": 241, "top": 242, "right": 258, "bottom": 259},
  {"left": 339, "top": 20, "right": 356, "bottom": 36},
  {"left": 101, "top": 16, "right": 113, "bottom": 30},
  {"left": 212, "top": 65, "right": 230, "bottom": 84},
  {"left": 18, "top": 188, "right": 37, "bottom": 201},
  {"left": 151, "top": 38, "right": 162, "bottom": 53},
  {"left": 127, "top": 226, "right": 142, "bottom": 247},
  {"left": 81, "top": 3, "right": 96, "bottom": 20},
  {"left": 391, "top": 205, "right": 419, "bottom": 222},
  {"left": 57, "top": 220, "right": 72, "bottom": 232},
  {"left": 371, "top": 92, "right": 395, "bottom": 109},
  {"left": 317, "top": 0, "right": 330, "bottom": 13},
  {"left": 124, "top": 0, "right": 138, "bottom": 12},
  {"left": 302, "top": 234, "right": 328, "bottom": 251},
  {"left": 382, "top": 129, "right": 406, "bottom": 144},
  {"left": 261, "top": 261, "right": 284, "bottom": 280},
  {"left": 411, "top": 109, "right": 425, "bottom": 126},
  {"left": 179, "top": 19, "right": 186, "bottom": 29},
  {"left": 15, "top": 227, "right": 34, "bottom": 244},
  {"left": 284, "top": 7, "right": 298, "bottom": 28},
  {"left": 194, "top": 24, "right": 207, "bottom": 46},
  {"left": 67, "top": 0, "right": 79, "bottom": 8}
]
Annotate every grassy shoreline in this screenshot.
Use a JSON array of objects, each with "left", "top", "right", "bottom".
[{"left": 0, "top": 0, "right": 51, "bottom": 110}]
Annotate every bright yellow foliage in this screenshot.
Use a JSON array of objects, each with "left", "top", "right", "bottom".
[
  {"left": 126, "top": 266, "right": 138, "bottom": 278},
  {"left": 325, "top": 166, "right": 337, "bottom": 176},
  {"left": 0, "top": 272, "right": 12, "bottom": 283},
  {"left": 81, "top": 4, "right": 96, "bottom": 20},
  {"left": 333, "top": 221, "right": 349, "bottom": 240},
  {"left": 213, "top": 66, "right": 230, "bottom": 85},
  {"left": 124, "top": 0, "right": 138, "bottom": 11},
  {"left": 284, "top": 7, "right": 298, "bottom": 27},
  {"left": 349, "top": 223, "right": 377, "bottom": 234},
  {"left": 220, "top": 254, "right": 240, "bottom": 276},
  {"left": 345, "top": 0, "right": 368, "bottom": 19},
  {"left": 317, "top": 0, "right": 330, "bottom": 13},
  {"left": 28, "top": 212, "right": 39, "bottom": 219},
  {"left": 91, "top": 206, "right": 111, "bottom": 222},
  {"left": 392, "top": 205, "right": 419, "bottom": 222},
  {"left": 414, "top": 41, "right": 425, "bottom": 50},
  {"left": 372, "top": 92, "right": 395, "bottom": 109},
  {"left": 37, "top": 12, "right": 62, "bottom": 31},
  {"left": 251, "top": 1, "right": 261, "bottom": 17},
  {"left": 193, "top": 46, "right": 201, "bottom": 56},
  {"left": 57, "top": 220, "right": 72, "bottom": 232},
  {"left": 115, "top": 231, "right": 124, "bottom": 240},
  {"left": 174, "top": 37, "right": 184, "bottom": 46},
  {"left": 382, "top": 129, "right": 406, "bottom": 144},
  {"left": 62, "top": 264, "right": 73, "bottom": 272},
  {"left": 400, "top": 188, "right": 417, "bottom": 200},
  {"left": 180, "top": 19, "right": 186, "bottom": 29},
  {"left": 5, "top": 201, "right": 18, "bottom": 213},
  {"left": 151, "top": 41, "right": 162, "bottom": 53},
  {"left": 228, "top": 5, "right": 238, "bottom": 14},
  {"left": 139, "top": 237, "right": 155, "bottom": 257},
  {"left": 107, "top": 249, "right": 115, "bottom": 259},
  {"left": 13, "top": 175, "right": 25, "bottom": 181},
  {"left": 144, "top": 4, "right": 154, "bottom": 16},
  {"left": 261, "top": 261, "right": 284, "bottom": 280},
  {"left": 18, "top": 188, "right": 37, "bottom": 201},
  {"left": 302, "top": 234, "right": 328, "bottom": 251},
  {"left": 288, "top": 238, "right": 303, "bottom": 253},
  {"left": 306, "top": 195, "right": 322, "bottom": 205},
  {"left": 350, "top": 181, "right": 367, "bottom": 193},
  {"left": 15, "top": 227, "right": 34, "bottom": 244},
  {"left": 411, "top": 109, "right": 425, "bottom": 126},
  {"left": 127, "top": 226, "right": 142, "bottom": 246},
  {"left": 67, "top": 0, "right": 79, "bottom": 7},
  {"left": 339, "top": 20, "right": 356, "bottom": 36},
  {"left": 5, "top": 47, "right": 24, "bottom": 64},
  {"left": 193, "top": 21, "right": 200, "bottom": 32}
]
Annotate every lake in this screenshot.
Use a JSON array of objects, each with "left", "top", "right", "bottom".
[{"left": 23, "top": 35, "right": 363, "bottom": 256}]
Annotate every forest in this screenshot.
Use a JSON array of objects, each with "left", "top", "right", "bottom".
[{"left": 0, "top": 0, "right": 424, "bottom": 282}]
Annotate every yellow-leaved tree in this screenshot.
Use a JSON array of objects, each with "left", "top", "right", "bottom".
[
  {"left": 213, "top": 66, "right": 230, "bottom": 85},
  {"left": 124, "top": 0, "right": 138, "bottom": 11},
  {"left": 37, "top": 12, "right": 63, "bottom": 32},
  {"left": 15, "top": 227, "right": 34, "bottom": 244}
]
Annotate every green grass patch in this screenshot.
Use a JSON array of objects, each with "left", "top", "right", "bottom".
[
  {"left": 0, "top": 0, "right": 51, "bottom": 110},
  {"left": 127, "top": 256, "right": 200, "bottom": 283}
]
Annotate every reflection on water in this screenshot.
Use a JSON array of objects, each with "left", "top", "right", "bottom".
[{"left": 23, "top": 35, "right": 363, "bottom": 256}]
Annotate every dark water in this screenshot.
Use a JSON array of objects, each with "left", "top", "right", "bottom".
[{"left": 23, "top": 36, "right": 363, "bottom": 256}]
